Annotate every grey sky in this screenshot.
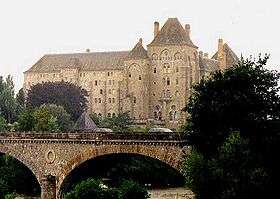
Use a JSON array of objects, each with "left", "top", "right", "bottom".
[{"left": 0, "top": 0, "right": 279, "bottom": 91}]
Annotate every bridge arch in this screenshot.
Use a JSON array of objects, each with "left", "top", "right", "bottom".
[
  {"left": 0, "top": 147, "right": 41, "bottom": 197},
  {"left": 57, "top": 144, "right": 187, "bottom": 198}
]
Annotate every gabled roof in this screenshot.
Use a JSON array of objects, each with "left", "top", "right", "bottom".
[
  {"left": 212, "top": 43, "right": 239, "bottom": 65},
  {"left": 74, "top": 112, "right": 97, "bottom": 130},
  {"left": 126, "top": 40, "right": 148, "bottom": 60},
  {"left": 25, "top": 51, "right": 130, "bottom": 73},
  {"left": 148, "top": 18, "right": 197, "bottom": 48}
]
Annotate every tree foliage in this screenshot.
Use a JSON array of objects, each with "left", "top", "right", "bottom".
[
  {"left": 0, "top": 75, "right": 18, "bottom": 123},
  {"left": 91, "top": 112, "right": 133, "bottom": 132},
  {"left": 185, "top": 55, "right": 280, "bottom": 155},
  {"left": 0, "top": 154, "right": 40, "bottom": 198},
  {"left": 183, "top": 55, "right": 280, "bottom": 199},
  {"left": 26, "top": 81, "right": 88, "bottom": 120},
  {"left": 65, "top": 178, "right": 149, "bottom": 199}
]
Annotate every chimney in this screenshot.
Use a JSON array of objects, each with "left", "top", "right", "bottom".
[
  {"left": 185, "top": 24, "right": 190, "bottom": 37},
  {"left": 199, "top": 51, "right": 203, "bottom": 57},
  {"left": 139, "top": 38, "right": 143, "bottom": 45},
  {"left": 204, "top": 53, "right": 208, "bottom": 58},
  {"left": 154, "top": 21, "right": 160, "bottom": 38},
  {"left": 218, "top": 38, "right": 226, "bottom": 70},
  {"left": 218, "top": 38, "right": 223, "bottom": 56}
]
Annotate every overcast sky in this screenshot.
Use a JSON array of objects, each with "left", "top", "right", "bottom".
[{"left": 0, "top": 0, "right": 279, "bottom": 91}]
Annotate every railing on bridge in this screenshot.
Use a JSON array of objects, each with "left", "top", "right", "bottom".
[{"left": 0, "top": 132, "right": 187, "bottom": 141}]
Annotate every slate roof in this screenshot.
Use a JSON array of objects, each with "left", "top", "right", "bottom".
[
  {"left": 25, "top": 51, "right": 130, "bottom": 73},
  {"left": 212, "top": 43, "right": 239, "bottom": 65},
  {"left": 148, "top": 18, "right": 197, "bottom": 48},
  {"left": 199, "top": 56, "right": 219, "bottom": 71},
  {"left": 74, "top": 112, "right": 97, "bottom": 130},
  {"left": 126, "top": 41, "right": 148, "bottom": 60}
]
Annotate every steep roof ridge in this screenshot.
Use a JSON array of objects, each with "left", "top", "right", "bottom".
[
  {"left": 148, "top": 18, "right": 197, "bottom": 48},
  {"left": 126, "top": 39, "right": 148, "bottom": 60}
]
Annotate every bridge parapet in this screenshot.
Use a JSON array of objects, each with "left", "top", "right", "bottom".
[{"left": 0, "top": 132, "right": 187, "bottom": 141}]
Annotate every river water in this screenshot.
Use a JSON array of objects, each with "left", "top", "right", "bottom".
[{"left": 148, "top": 187, "right": 195, "bottom": 199}]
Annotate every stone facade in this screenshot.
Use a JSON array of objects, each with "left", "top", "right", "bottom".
[
  {"left": 0, "top": 132, "right": 190, "bottom": 199},
  {"left": 23, "top": 18, "right": 239, "bottom": 128}
]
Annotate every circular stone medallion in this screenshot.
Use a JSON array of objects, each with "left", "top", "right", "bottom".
[{"left": 45, "top": 150, "right": 56, "bottom": 164}]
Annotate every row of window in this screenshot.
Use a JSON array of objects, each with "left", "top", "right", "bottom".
[
  {"left": 94, "top": 80, "right": 115, "bottom": 86},
  {"left": 80, "top": 72, "right": 114, "bottom": 78},
  {"left": 94, "top": 98, "right": 116, "bottom": 103},
  {"left": 95, "top": 112, "right": 116, "bottom": 118}
]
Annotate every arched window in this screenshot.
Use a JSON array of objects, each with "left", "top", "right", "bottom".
[
  {"left": 152, "top": 53, "right": 158, "bottom": 60},
  {"left": 108, "top": 113, "right": 111, "bottom": 118},
  {"left": 112, "top": 113, "right": 116, "bottom": 117},
  {"left": 174, "top": 52, "right": 182, "bottom": 60},
  {"left": 160, "top": 49, "right": 170, "bottom": 60}
]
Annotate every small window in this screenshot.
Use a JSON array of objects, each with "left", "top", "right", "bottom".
[
  {"left": 98, "top": 113, "right": 102, "bottom": 118},
  {"left": 108, "top": 72, "right": 110, "bottom": 76},
  {"left": 94, "top": 98, "right": 98, "bottom": 103},
  {"left": 167, "top": 77, "right": 170, "bottom": 86},
  {"left": 133, "top": 97, "right": 136, "bottom": 103},
  {"left": 112, "top": 113, "right": 116, "bottom": 117},
  {"left": 154, "top": 68, "right": 157, "bottom": 73},
  {"left": 100, "top": 89, "right": 103, "bottom": 94},
  {"left": 129, "top": 73, "right": 131, "bottom": 78},
  {"left": 112, "top": 98, "right": 115, "bottom": 103},
  {"left": 176, "top": 78, "right": 179, "bottom": 85},
  {"left": 112, "top": 80, "right": 115, "bottom": 85},
  {"left": 95, "top": 80, "right": 98, "bottom": 86},
  {"left": 99, "top": 98, "right": 102, "bottom": 103},
  {"left": 188, "top": 56, "right": 192, "bottom": 66},
  {"left": 153, "top": 81, "right": 156, "bottom": 85},
  {"left": 108, "top": 113, "right": 111, "bottom": 117},
  {"left": 139, "top": 76, "right": 141, "bottom": 80},
  {"left": 108, "top": 98, "right": 111, "bottom": 103},
  {"left": 176, "top": 67, "right": 179, "bottom": 72},
  {"left": 53, "top": 74, "right": 56, "bottom": 78},
  {"left": 109, "top": 89, "right": 112, "bottom": 94}
]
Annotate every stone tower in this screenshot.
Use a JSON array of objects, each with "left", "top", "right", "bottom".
[{"left": 146, "top": 18, "right": 199, "bottom": 126}]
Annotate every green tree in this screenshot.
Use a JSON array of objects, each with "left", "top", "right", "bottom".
[
  {"left": 99, "top": 112, "right": 133, "bottom": 132},
  {"left": 0, "top": 154, "right": 40, "bottom": 198},
  {"left": 183, "top": 55, "right": 280, "bottom": 199},
  {"left": 118, "top": 180, "right": 150, "bottom": 199},
  {"left": 0, "top": 75, "right": 18, "bottom": 123},
  {"left": 0, "top": 116, "right": 7, "bottom": 131},
  {"left": 26, "top": 81, "right": 88, "bottom": 120},
  {"left": 33, "top": 106, "right": 59, "bottom": 132},
  {"left": 65, "top": 178, "right": 118, "bottom": 199},
  {"left": 17, "top": 109, "right": 35, "bottom": 131},
  {"left": 40, "top": 104, "right": 74, "bottom": 131},
  {"left": 185, "top": 55, "right": 280, "bottom": 155}
]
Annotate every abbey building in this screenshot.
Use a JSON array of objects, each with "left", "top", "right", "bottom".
[{"left": 24, "top": 18, "right": 239, "bottom": 128}]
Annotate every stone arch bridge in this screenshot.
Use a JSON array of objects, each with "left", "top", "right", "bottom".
[{"left": 0, "top": 132, "right": 190, "bottom": 199}]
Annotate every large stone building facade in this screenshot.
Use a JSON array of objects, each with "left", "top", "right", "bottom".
[{"left": 24, "top": 18, "right": 239, "bottom": 128}]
